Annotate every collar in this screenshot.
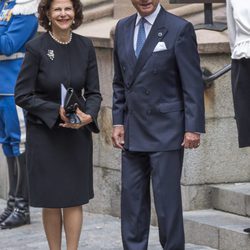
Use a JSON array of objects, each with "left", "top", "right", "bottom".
[
  {"left": 135, "top": 4, "right": 161, "bottom": 26},
  {"left": 15, "top": 0, "right": 33, "bottom": 3}
]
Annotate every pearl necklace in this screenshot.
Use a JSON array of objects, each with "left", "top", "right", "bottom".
[{"left": 49, "top": 31, "right": 72, "bottom": 45}]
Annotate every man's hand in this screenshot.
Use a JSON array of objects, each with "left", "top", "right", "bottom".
[
  {"left": 181, "top": 132, "right": 200, "bottom": 149},
  {"left": 112, "top": 126, "right": 125, "bottom": 149}
]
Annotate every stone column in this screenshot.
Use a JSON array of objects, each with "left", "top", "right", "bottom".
[{"left": 114, "top": 0, "right": 183, "bottom": 19}]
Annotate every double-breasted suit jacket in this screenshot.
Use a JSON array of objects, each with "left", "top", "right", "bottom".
[{"left": 113, "top": 7, "right": 205, "bottom": 152}]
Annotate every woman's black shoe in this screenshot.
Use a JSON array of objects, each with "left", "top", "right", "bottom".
[{"left": 243, "top": 228, "right": 250, "bottom": 233}]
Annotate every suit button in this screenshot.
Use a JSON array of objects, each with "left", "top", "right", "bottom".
[
  {"left": 147, "top": 109, "right": 151, "bottom": 115},
  {"left": 153, "top": 69, "right": 158, "bottom": 75},
  {"left": 145, "top": 90, "right": 150, "bottom": 95},
  {"left": 122, "top": 66, "right": 126, "bottom": 71}
]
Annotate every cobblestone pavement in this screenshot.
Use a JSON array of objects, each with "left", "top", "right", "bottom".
[
  {"left": 0, "top": 199, "right": 212, "bottom": 250},
  {"left": 0, "top": 199, "right": 161, "bottom": 250}
]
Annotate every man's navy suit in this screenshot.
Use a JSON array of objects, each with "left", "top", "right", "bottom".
[{"left": 112, "top": 5, "right": 205, "bottom": 250}]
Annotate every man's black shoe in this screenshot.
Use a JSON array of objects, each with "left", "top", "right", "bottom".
[
  {"left": 0, "top": 208, "right": 30, "bottom": 229},
  {"left": 0, "top": 207, "right": 13, "bottom": 224},
  {"left": 0, "top": 196, "right": 15, "bottom": 224},
  {"left": 243, "top": 228, "right": 250, "bottom": 233},
  {"left": 0, "top": 198, "right": 30, "bottom": 229}
]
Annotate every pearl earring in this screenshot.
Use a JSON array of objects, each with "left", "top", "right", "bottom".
[
  {"left": 72, "top": 20, "right": 75, "bottom": 24},
  {"left": 49, "top": 21, "right": 51, "bottom": 26}
]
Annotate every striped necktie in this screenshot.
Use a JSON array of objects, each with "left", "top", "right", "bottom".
[{"left": 135, "top": 17, "right": 146, "bottom": 58}]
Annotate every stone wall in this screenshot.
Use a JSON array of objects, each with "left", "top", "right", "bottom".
[
  {"left": 84, "top": 47, "right": 250, "bottom": 216},
  {"left": 182, "top": 53, "right": 250, "bottom": 210}
]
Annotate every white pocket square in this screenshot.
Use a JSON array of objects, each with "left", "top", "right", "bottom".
[{"left": 153, "top": 42, "right": 167, "bottom": 52}]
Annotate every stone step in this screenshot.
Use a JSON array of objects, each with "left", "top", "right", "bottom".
[
  {"left": 184, "top": 209, "right": 250, "bottom": 250},
  {"left": 147, "top": 244, "right": 217, "bottom": 250},
  {"left": 211, "top": 183, "right": 250, "bottom": 217},
  {"left": 83, "top": 0, "right": 110, "bottom": 8},
  {"left": 83, "top": 0, "right": 113, "bottom": 23},
  {"left": 185, "top": 244, "right": 217, "bottom": 250}
]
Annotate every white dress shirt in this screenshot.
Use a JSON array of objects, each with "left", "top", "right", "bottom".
[
  {"left": 226, "top": 0, "right": 250, "bottom": 59},
  {"left": 133, "top": 4, "right": 161, "bottom": 51}
]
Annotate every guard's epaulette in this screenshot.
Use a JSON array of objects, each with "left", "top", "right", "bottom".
[{"left": 12, "top": 0, "right": 39, "bottom": 15}]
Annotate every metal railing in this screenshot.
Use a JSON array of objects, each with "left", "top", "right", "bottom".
[
  {"left": 169, "top": 0, "right": 227, "bottom": 31},
  {"left": 202, "top": 64, "right": 231, "bottom": 88}
]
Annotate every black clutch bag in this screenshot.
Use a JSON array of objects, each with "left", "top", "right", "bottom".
[{"left": 64, "top": 88, "right": 83, "bottom": 124}]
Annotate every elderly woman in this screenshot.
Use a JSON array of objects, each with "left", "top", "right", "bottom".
[{"left": 14, "top": 0, "right": 102, "bottom": 248}]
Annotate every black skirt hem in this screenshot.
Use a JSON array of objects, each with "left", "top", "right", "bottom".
[{"left": 29, "top": 195, "right": 94, "bottom": 208}]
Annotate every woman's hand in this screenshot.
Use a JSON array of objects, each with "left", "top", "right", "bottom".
[
  {"left": 59, "top": 106, "right": 69, "bottom": 123},
  {"left": 76, "top": 108, "right": 93, "bottom": 125},
  {"left": 59, "top": 107, "right": 93, "bottom": 130}
]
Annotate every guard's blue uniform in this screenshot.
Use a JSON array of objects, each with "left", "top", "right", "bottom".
[{"left": 0, "top": 0, "right": 38, "bottom": 157}]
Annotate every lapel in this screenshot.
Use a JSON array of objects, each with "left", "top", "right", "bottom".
[
  {"left": 130, "top": 7, "right": 168, "bottom": 87},
  {"left": 124, "top": 14, "right": 137, "bottom": 73}
]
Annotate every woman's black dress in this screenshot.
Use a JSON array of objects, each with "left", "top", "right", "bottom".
[{"left": 15, "top": 32, "right": 102, "bottom": 208}]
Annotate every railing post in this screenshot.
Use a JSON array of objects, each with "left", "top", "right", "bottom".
[
  {"left": 204, "top": 3, "right": 213, "bottom": 25},
  {"left": 168, "top": 0, "right": 227, "bottom": 31}
]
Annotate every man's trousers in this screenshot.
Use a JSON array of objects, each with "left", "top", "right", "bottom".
[
  {"left": 121, "top": 149, "right": 185, "bottom": 250},
  {"left": 0, "top": 96, "right": 26, "bottom": 157}
]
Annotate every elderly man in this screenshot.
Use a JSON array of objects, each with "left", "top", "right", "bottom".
[{"left": 112, "top": 0, "right": 205, "bottom": 249}]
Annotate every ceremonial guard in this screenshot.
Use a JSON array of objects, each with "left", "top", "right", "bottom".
[{"left": 0, "top": 0, "right": 38, "bottom": 229}]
